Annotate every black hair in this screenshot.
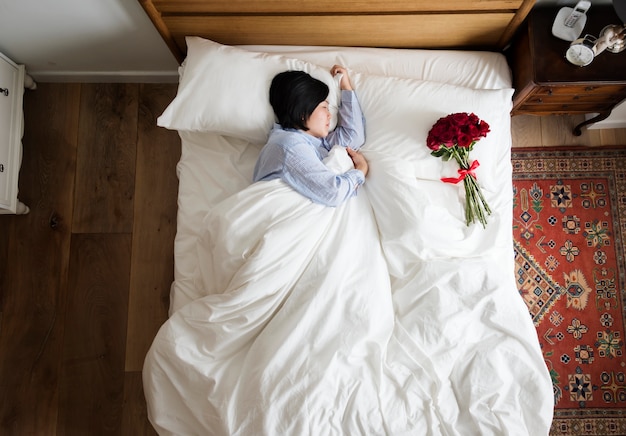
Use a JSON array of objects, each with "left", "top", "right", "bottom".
[{"left": 269, "top": 70, "right": 329, "bottom": 131}]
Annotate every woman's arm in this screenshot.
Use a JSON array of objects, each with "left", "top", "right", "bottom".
[
  {"left": 325, "top": 66, "right": 365, "bottom": 150},
  {"left": 346, "top": 147, "right": 368, "bottom": 177},
  {"left": 332, "top": 65, "right": 354, "bottom": 91},
  {"left": 283, "top": 142, "right": 364, "bottom": 207}
]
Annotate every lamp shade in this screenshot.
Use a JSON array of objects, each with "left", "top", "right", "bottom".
[{"left": 614, "top": 0, "right": 626, "bottom": 23}]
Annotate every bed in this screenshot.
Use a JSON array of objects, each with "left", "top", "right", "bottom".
[{"left": 139, "top": 1, "right": 554, "bottom": 435}]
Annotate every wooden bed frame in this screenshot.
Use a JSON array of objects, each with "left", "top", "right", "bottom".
[{"left": 138, "top": 0, "right": 536, "bottom": 64}]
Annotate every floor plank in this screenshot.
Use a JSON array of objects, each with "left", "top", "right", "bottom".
[
  {"left": 511, "top": 115, "right": 541, "bottom": 148},
  {"left": 57, "top": 233, "right": 131, "bottom": 435},
  {"left": 598, "top": 127, "right": 626, "bottom": 145},
  {"left": 122, "top": 371, "right": 158, "bottom": 435},
  {"left": 125, "top": 84, "right": 180, "bottom": 371},
  {"left": 72, "top": 84, "right": 139, "bottom": 234},
  {"left": 539, "top": 114, "right": 600, "bottom": 147}
]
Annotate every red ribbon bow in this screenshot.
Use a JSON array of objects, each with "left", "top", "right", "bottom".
[{"left": 441, "top": 160, "right": 480, "bottom": 184}]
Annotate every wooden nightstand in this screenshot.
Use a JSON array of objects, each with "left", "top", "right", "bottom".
[{"left": 508, "top": 5, "right": 626, "bottom": 135}]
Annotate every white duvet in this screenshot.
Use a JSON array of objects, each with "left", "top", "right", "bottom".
[
  {"left": 143, "top": 39, "right": 554, "bottom": 435},
  {"left": 144, "top": 148, "right": 553, "bottom": 435}
]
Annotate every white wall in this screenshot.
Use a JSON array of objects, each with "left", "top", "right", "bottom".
[{"left": 0, "top": 0, "right": 179, "bottom": 83}]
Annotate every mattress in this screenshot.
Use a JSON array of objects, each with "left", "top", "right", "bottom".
[{"left": 143, "top": 37, "right": 554, "bottom": 435}]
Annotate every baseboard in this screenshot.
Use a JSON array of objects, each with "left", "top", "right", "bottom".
[
  {"left": 586, "top": 118, "right": 626, "bottom": 129},
  {"left": 28, "top": 70, "right": 179, "bottom": 83},
  {"left": 585, "top": 102, "right": 626, "bottom": 129}
]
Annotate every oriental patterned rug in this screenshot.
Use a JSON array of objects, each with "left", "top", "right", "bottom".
[{"left": 512, "top": 147, "right": 626, "bottom": 436}]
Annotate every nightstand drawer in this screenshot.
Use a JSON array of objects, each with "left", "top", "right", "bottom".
[
  {"left": 513, "top": 83, "right": 626, "bottom": 115},
  {"left": 534, "top": 84, "right": 626, "bottom": 96},
  {"left": 525, "top": 91, "right": 625, "bottom": 105},
  {"left": 514, "top": 102, "right": 617, "bottom": 114}
]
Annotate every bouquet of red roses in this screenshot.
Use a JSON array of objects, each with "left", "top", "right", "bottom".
[{"left": 426, "top": 112, "right": 491, "bottom": 227}]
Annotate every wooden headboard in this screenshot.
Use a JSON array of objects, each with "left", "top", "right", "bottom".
[{"left": 138, "top": 0, "right": 536, "bottom": 64}]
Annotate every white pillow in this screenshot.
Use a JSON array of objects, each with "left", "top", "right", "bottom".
[
  {"left": 158, "top": 37, "right": 341, "bottom": 143},
  {"left": 240, "top": 45, "right": 512, "bottom": 90}
]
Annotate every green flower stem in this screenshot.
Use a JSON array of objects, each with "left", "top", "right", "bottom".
[
  {"left": 473, "top": 177, "right": 492, "bottom": 215},
  {"left": 449, "top": 146, "right": 491, "bottom": 228},
  {"left": 465, "top": 176, "right": 488, "bottom": 228}
]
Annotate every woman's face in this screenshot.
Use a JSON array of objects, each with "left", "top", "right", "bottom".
[{"left": 305, "top": 100, "right": 331, "bottom": 138}]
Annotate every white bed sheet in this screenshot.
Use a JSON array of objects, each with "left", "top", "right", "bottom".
[{"left": 144, "top": 44, "right": 554, "bottom": 435}]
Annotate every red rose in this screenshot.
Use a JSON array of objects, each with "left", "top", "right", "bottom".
[
  {"left": 478, "top": 120, "right": 490, "bottom": 137},
  {"left": 466, "top": 123, "right": 480, "bottom": 137},
  {"left": 451, "top": 113, "right": 468, "bottom": 125},
  {"left": 457, "top": 133, "right": 474, "bottom": 148}
]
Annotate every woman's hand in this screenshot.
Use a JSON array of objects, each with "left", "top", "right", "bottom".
[
  {"left": 331, "top": 65, "right": 354, "bottom": 91},
  {"left": 347, "top": 147, "right": 368, "bottom": 177}
]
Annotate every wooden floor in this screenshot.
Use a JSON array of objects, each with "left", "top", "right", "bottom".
[
  {"left": 511, "top": 114, "right": 626, "bottom": 148},
  {"left": 0, "top": 83, "right": 180, "bottom": 435},
  {"left": 0, "top": 83, "right": 625, "bottom": 435}
]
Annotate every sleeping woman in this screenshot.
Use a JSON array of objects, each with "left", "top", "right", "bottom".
[{"left": 252, "top": 65, "right": 368, "bottom": 207}]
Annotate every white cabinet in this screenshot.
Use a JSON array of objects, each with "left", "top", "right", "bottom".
[{"left": 0, "top": 52, "right": 30, "bottom": 215}]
